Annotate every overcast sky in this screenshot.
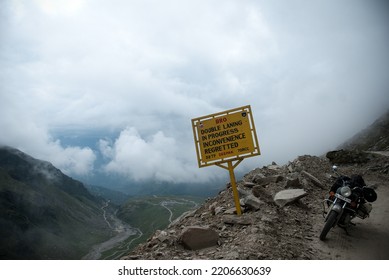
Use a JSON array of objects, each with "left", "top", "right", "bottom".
[{"left": 1, "top": 0, "right": 389, "bottom": 184}]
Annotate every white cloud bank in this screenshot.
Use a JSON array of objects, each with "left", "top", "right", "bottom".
[
  {"left": 98, "top": 127, "right": 220, "bottom": 183},
  {"left": 1, "top": 0, "right": 388, "bottom": 183},
  {"left": 0, "top": 116, "right": 95, "bottom": 176}
]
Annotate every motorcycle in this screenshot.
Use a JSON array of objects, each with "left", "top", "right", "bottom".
[{"left": 319, "top": 166, "right": 377, "bottom": 241}]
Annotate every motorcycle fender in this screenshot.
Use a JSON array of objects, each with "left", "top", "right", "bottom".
[{"left": 331, "top": 204, "right": 343, "bottom": 214}]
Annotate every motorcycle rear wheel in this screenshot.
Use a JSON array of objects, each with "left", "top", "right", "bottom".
[{"left": 320, "top": 210, "right": 338, "bottom": 240}]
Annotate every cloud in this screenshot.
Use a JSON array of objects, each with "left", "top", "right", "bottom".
[
  {"left": 99, "top": 127, "right": 222, "bottom": 183},
  {"left": 0, "top": 115, "right": 96, "bottom": 176},
  {"left": 1, "top": 0, "right": 388, "bottom": 183},
  {"left": 35, "top": 0, "right": 86, "bottom": 17}
]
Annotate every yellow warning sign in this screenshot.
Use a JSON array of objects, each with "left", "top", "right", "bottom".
[{"left": 192, "top": 105, "right": 260, "bottom": 167}]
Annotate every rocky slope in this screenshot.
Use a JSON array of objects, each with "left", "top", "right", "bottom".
[
  {"left": 123, "top": 152, "right": 389, "bottom": 260},
  {"left": 340, "top": 110, "right": 389, "bottom": 151},
  {"left": 123, "top": 110, "right": 389, "bottom": 260}
]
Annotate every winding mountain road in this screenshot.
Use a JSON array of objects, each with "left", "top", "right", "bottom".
[
  {"left": 82, "top": 201, "right": 142, "bottom": 260},
  {"left": 160, "top": 198, "right": 199, "bottom": 224}
]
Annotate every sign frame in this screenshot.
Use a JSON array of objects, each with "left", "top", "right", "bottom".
[
  {"left": 191, "top": 105, "right": 261, "bottom": 216},
  {"left": 191, "top": 105, "right": 260, "bottom": 168}
]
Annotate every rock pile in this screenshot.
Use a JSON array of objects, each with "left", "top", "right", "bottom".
[{"left": 122, "top": 152, "right": 389, "bottom": 260}]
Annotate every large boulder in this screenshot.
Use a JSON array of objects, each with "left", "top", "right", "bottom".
[
  {"left": 274, "top": 189, "right": 307, "bottom": 207},
  {"left": 301, "top": 171, "right": 325, "bottom": 189},
  {"left": 252, "top": 185, "right": 274, "bottom": 203},
  {"left": 285, "top": 178, "right": 301, "bottom": 188},
  {"left": 253, "top": 175, "right": 283, "bottom": 186},
  {"left": 180, "top": 226, "right": 219, "bottom": 250},
  {"left": 326, "top": 149, "right": 370, "bottom": 164},
  {"left": 240, "top": 194, "right": 264, "bottom": 211}
]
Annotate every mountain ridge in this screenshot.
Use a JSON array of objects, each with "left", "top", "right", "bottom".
[
  {"left": 339, "top": 110, "right": 389, "bottom": 151},
  {"left": 0, "top": 145, "right": 95, "bottom": 201},
  {"left": 0, "top": 146, "right": 111, "bottom": 259}
]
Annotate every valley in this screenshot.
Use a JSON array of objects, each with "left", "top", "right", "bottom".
[
  {"left": 82, "top": 199, "right": 141, "bottom": 260},
  {"left": 83, "top": 195, "right": 202, "bottom": 260}
]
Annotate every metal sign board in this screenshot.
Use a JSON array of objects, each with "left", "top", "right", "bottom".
[{"left": 192, "top": 105, "right": 260, "bottom": 168}]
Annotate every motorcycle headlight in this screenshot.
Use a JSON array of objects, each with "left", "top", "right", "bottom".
[{"left": 340, "top": 186, "right": 352, "bottom": 197}]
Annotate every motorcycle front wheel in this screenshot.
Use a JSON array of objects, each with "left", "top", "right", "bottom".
[{"left": 320, "top": 210, "right": 338, "bottom": 240}]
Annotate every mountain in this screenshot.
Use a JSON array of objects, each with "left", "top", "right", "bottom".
[
  {"left": 0, "top": 146, "right": 111, "bottom": 259},
  {"left": 326, "top": 110, "right": 389, "bottom": 165},
  {"left": 340, "top": 110, "right": 389, "bottom": 151}
]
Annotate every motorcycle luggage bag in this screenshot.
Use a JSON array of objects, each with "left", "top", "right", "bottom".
[
  {"left": 363, "top": 187, "right": 377, "bottom": 202},
  {"left": 357, "top": 203, "right": 372, "bottom": 219}
]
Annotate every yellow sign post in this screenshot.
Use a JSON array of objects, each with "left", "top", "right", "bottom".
[{"left": 192, "top": 105, "right": 260, "bottom": 215}]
